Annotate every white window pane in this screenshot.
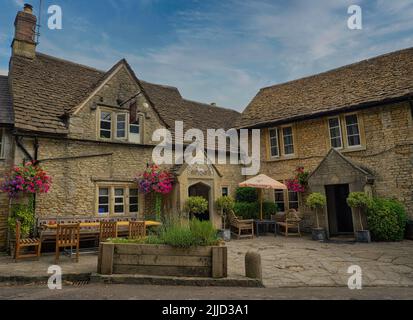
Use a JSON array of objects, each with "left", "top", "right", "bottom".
[
  {"left": 99, "top": 188, "right": 109, "bottom": 196},
  {"left": 283, "top": 127, "right": 294, "bottom": 155},
  {"left": 269, "top": 129, "right": 279, "bottom": 157},
  {"left": 345, "top": 115, "right": 361, "bottom": 146},
  {"left": 101, "top": 112, "right": 111, "bottom": 121}
]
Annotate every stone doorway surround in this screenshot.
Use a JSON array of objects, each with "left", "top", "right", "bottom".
[
  {"left": 308, "top": 149, "right": 375, "bottom": 238},
  {"left": 172, "top": 161, "right": 223, "bottom": 229}
]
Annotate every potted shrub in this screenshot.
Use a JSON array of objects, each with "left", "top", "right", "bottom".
[
  {"left": 347, "top": 192, "right": 372, "bottom": 243},
  {"left": 215, "top": 196, "right": 234, "bottom": 241},
  {"left": 306, "top": 193, "right": 327, "bottom": 241},
  {"left": 185, "top": 196, "right": 209, "bottom": 220}
]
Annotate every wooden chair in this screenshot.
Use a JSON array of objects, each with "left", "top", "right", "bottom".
[
  {"left": 99, "top": 221, "right": 117, "bottom": 242},
  {"left": 128, "top": 221, "right": 146, "bottom": 239},
  {"left": 55, "top": 223, "right": 80, "bottom": 263},
  {"left": 228, "top": 210, "right": 254, "bottom": 239},
  {"left": 276, "top": 209, "right": 302, "bottom": 237},
  {"left": 14, "top": 221, "right": 41, "bottom": 261}
]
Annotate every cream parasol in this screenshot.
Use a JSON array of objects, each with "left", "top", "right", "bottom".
[{"left": 239, "top": 174, "right": 287, "bottom": 220}]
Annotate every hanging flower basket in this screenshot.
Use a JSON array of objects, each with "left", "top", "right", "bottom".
[
  {"left": 0, "top": 162, "right": 52, "bottom": 198},
  {"left": 135, "top": 164, "right": 174, "bottom": 220},
  {"left": 285, "top": 166, "right": 310, "bottom": 193}
]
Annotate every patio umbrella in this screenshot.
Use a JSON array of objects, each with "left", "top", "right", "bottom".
[{"left": 239, "top": 174, "right": 287, "bottom": 220}]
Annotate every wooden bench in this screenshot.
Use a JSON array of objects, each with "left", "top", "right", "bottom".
[
  {"left": 276, "top": 209, "right": 302, "bottom": 237},
  {"left": 228, "top": 211, "right": 254, "bottom": 239},
  {"left": 15, "top": 221, "right": 41, "bottom": 261}
]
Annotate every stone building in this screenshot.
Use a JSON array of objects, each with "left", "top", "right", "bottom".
[
  {"left": 0, "top": 5, "right": 243, "bottom": 248},
  {"left": 238, "top": 48, "right": 413, "bottom": 237},
  {"left": 0, "top": 4, "right": 412, "bottom": 248}
]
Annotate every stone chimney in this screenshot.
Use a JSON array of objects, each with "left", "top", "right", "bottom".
[{"left": 11, "top": 3, "right": 37, "bottom": 59}]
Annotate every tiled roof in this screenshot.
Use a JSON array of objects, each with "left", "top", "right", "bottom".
[
  {"left": 141, "top": 81, "right": 240, "bottom": 131},
  {"left": 9, "top": 52, "right": 240, "bottom": 134},
  {"left": 10, "top": 53, "right": 105, "bottom": 133},
  {"left": 239, "top": 47, "right": 413, "bottom": 128},
  {"left": 0, "top": 76, "right": 13, "bottom": 125}
]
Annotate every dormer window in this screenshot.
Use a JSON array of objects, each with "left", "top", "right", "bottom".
[{"left": 98, "top": 108, "right": 143, "bottom": 144}]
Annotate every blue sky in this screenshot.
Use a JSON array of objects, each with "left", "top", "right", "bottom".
[{"left": 1, "top": 0, "right": 413, "bottom": 111}]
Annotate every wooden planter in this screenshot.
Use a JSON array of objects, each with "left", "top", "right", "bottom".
[{"left": 97, "top": 243, "right": 228, "bottom": 278}]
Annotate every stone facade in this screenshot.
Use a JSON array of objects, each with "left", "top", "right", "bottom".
[
  {"left": 0, "top": 130, "right": 15, "bottom": 249},
  {"left": 259, "top": 101, "right": 413, "bottom": 234},
  {"left": 6, "top": 65, "right": 244, "bottom": 233}
]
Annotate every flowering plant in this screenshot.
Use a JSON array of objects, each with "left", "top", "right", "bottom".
[
  {"left": 136, "top": 164, "right": 173, "bottom": 195},
  {"left": 1, "top": 162, "right": 52, "bottom": 198},
  {"left": 285, "top": 166, "right": 310, "bottom": 193},
  {"left": 136, "top": 164, "right": 174, "bottom": 221}
]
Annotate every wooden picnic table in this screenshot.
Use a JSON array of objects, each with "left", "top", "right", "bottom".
[
  {"left": 41, "top": 220, "right": 161, "bottom": 229},
  {"left": 39, "top": 220, "right": 162, "bottom": 244}
]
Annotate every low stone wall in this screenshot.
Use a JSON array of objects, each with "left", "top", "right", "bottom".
[{"left": 98, "top": 243, "right": 228, "bottom": 278}]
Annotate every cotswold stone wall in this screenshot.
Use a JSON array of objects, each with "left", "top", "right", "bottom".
[
  {"left": 0, "top": 130, "right": 14, "bottom": 249},
  {"left": 260, "top": 102, "right": 413, "bottom": 225},
  {"left": 35, "top": 138, "right": 156, "bottom": 218}
]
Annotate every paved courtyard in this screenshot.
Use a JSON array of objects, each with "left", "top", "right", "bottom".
[
  {"left": 227, "top": 236, "right": 413, "bottom": 288},
  {"left": 1, "top": 236, "right": 412, "bottom": 289}
]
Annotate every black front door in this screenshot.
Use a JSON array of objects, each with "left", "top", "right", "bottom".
[
  {"left": 325, "top": 184, "right": 354, "bottom": 235},
  {"left": 188, "top": 183, "right": 210, "bottom": 221}
]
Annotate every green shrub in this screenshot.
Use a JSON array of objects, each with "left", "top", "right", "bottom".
[
  {"left": 109, "top": 219, "right": 219, "bottom": 248},
  {"left": 189, "top": 219, "right": 219, "bottom": 246},
  {"left": 306, "top": 193, "right": 326, "bottom": 209},
  {"left": 233, "top": 201, "right": 278, "bottom": 220},
  {"left": 367, "top": 198, "right": 407, "bottom": 241},
  {"left": 8, "top": 200, "right": 35, "bottom": 237},
  {"left": 160, "top": 222, "right": 195, "bottom": 248},
  {"left": 263, "top": 202, "right": 278, "bottom": 216},
  {"left": 215, "top": 196, "right": 234, "bottom": 213},
  {"left": 235, "top": 187, "right": 258, "bottom": 203},
  {"left": 185, "top": 196, "right": 208, "bottom": 215},
  {"left": 347, "top": 192, "right": 372, "bottom": 209},
  {"left": 234, "top": 202, "right": 258, "bottom": 219}
]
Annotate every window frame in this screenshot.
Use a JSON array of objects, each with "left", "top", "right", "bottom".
[
  {"left": 114, "top": 188, "right": 126, "bottom": 215},
  {"left": 221, "top": 186, "right": 229, "bottom": 197},
  {"left": 99, "top": 110, "right": 113, "bottom": 140},
  {"left": 129, "top": 113, "right": 143, "bottom": 144},
  {"left": 96, "top": 185, "right": 139, "bottom": 216},
  {"left": 98, "top": 187, "right": 110, "bottom": 216},
  {"left": 288, "top": 190, "right": 299, "bottom": 210},
  {"left": 281, "top": 126, "right": 295, "bottom": 156},
  {"left": 274, "top": 189, "right": 285, "bottom": 212},
  {"left": 129, "top": 188, "right": 139, "bottom": 214},
  {"left": 268, "top": 128, "right": 280, "bottom": 158},
  {"left": 115, "top": 113, "right": 128, "bottom": 140},
  {"left": 328, "top": 116, "right": 343, "bottom": 150},
  {"left": 344, "top": 113, "right": 362, "bottom": 148},
  {"left": 0, "top": 128, "right": 5, "bottom": 159}
]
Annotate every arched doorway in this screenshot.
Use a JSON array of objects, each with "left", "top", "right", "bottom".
[{"left": 188, "top": 182, "right": 211, "bottom": 221}]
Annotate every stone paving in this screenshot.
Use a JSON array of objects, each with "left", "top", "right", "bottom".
[
  {"left": 226, "top": 236, "right": 413, "bottom": 288},
  {"left": 1, "top": 236, "right": 413, "bottom": 288}
]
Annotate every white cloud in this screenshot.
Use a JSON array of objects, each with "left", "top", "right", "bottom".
[
  {"left": 33, "top": 0, "right": 413, "bottom": 111},
  {"left": 13, "top": 0, "right": 24, "bottom": 8}
]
